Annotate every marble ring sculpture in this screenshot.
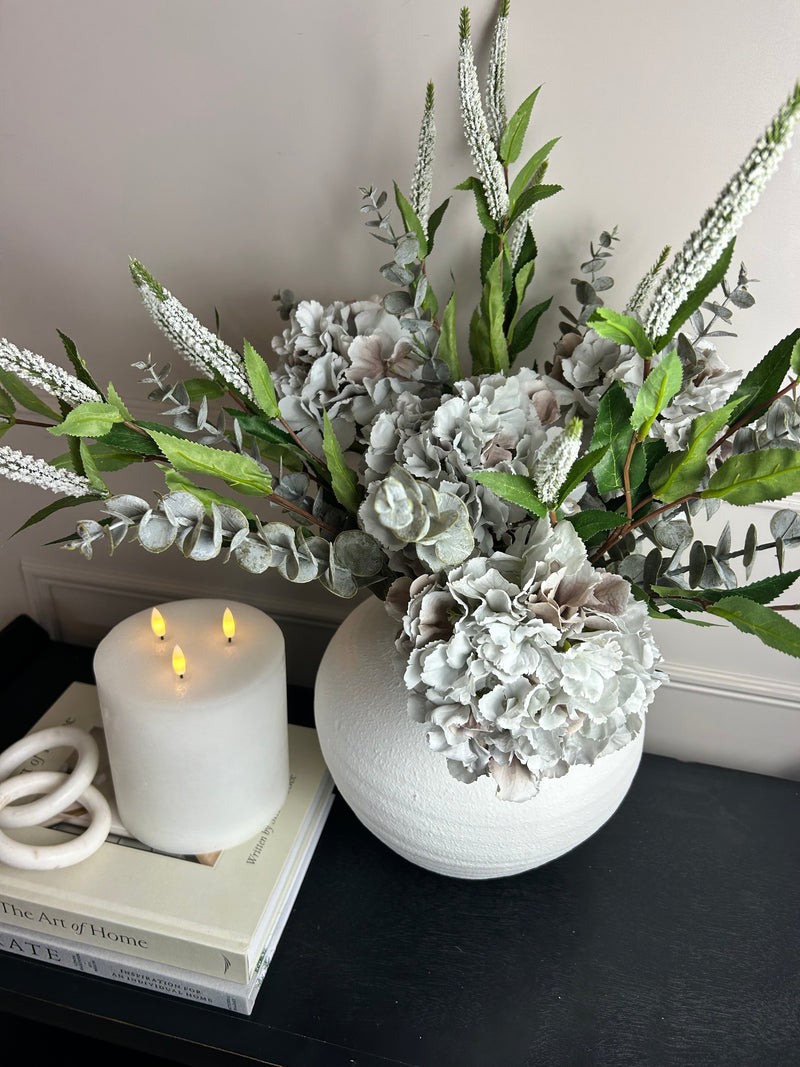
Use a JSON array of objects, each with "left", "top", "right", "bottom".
[{"left": 0, "top": 726, "right": 112, "bottom": 869}]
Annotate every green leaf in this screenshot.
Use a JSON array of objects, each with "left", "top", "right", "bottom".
[
  {"left": 184, "top": 378, "right": 226, "bottom": 403},
  {"left": 589, "top": 307, "right": 653, "bottom": 361},
  {"left": 12, "top": 494, "right": 99, "bottom": 537},
  {"left": 48, "top": 401, "right": 125, "bottom": 438},
  {"left": 653, "top": 569, "right": 800, "bottom": 607},
  {"left": 508, "top": 297, "right": 551, "bottom": 360},
  {"left": 791, "top": 336, "right": 800, "bottom": 376},
  {"left": 567, "top": 509, "right": 627, "bottom": 543},
  {"left": 727, "top": 328, "right": 800, "bottom": 429},
  {"left": 0, "top": 385, "right": 15, "bottom": 418},
  {"left": 426, "top": 197, "right": 450, "bottom": 254},
  {"left": 100, "top": 422, "right": 169, "bottom": 457},
  {"left": 498, "top": 87, "right": 541, "bottom": 165},
  {"left": 469, "top": 471, "right": 547, "bottom": 519},
  {"left": 630, "top": 350, "right": 683, "bottom": 439},
  {"left": 146, "top": 429, "right": 273, "bottom": 496},
  {"left": 702, "top": 448, "right": 800, "bottom": 506},
  {"left": 322, "top": 411, "right": 361, "bottom": 515},
  {"left": 56, "top": 330, "right": 103, "bottom": 397},
  {"left": 556, "top": 444, "right": 610, "bottom": 505},
  {"left": 79, "top": 440, "right": 109, "bottom": 494},
  {"left": 508, "top": 137, "right": 560, "bottom": 207},
  {"left": 507, "top": 183, "right": 561, "bottom": 228},
  {"left": 394, "top": 182, "right": 427, "bottom": 259},
  {"left": 486, "top": 251, "right": 510, "bottom": 374},
  {"left": 0, "top": 368, "right": 60, "bottom": 421},
  {"left": 653, "top": 238, "right": 735, "bottom": 353},
  {"left": 438, "top": 289, "right": 460, "bottom": 384},
  {"left": 455, "top": 176, "right": 497, "bottom": 233},
  {"left": 162, "top": 468, "right": 256, "bottom": 521},
  {"left": 707, "top": 595, "right": 800, "bottom": 658},
  {"left": 589, "top": 382, "right": 645, "bottom": 495},
  {"left": 648, "top": 401, "right": 738, "bottom": 504},
  {"left": 243, "top": 339, "right": 280, "bottom": 418},
  {"left": 106, "top": 382, "right": 133, "bottom": 422},
  {"left": 51, "top": 441, "right": 140, "bottom": 472}
]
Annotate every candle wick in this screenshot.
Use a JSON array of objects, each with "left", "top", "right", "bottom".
[
  {"left": 160, "top": 635, "right": 165, "bottom": 641},
  {"left": 228, "top": 636, "right": 232, "bottom": 644}
]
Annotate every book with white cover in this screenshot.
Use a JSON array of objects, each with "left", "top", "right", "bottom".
[
  {"left": 0, "top": 780, "right": 333, "bottom": 1013},
  {"left": 0, "top": 682, "right": 334, "bottom": 984}
]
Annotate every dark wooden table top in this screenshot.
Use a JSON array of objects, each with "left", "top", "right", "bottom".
[{"left": 0, "top": 613, "right": 798, "bottom": 1067}]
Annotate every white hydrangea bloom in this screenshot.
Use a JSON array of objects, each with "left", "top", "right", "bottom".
[
  {"left": 365, "top": 367, "right": 574, "bottom": 560},
  {"left": 0, "top": 445, "right": 95, "bottom": 497},
  {"left": 0, "top": 338, "right": 102, "bottom": 407},
  {"left": 397, "top": 520, "right": 665, "bottom": 801},
  {"left": 272, "top": 298, "right": 434, "bottom": 456}
]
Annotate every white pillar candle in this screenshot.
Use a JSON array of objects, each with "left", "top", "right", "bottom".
[{"left": 93, "top": 598, "right": 289, "bottom": 855}]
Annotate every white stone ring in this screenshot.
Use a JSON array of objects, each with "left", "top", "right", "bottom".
[
  {"left": 0, "top": 725, "right": 100, "bottom": 829},
  {"left": 0, "top": 771, "right": 112, "bottom": 870}
]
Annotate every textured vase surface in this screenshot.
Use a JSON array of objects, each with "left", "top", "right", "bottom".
[{"left": 314, "top": 596, "right": 645, "bottom": 880}]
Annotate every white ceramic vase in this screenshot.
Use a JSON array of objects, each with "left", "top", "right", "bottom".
[{"left": 314, "top": 596, "right": 645, "bottom": 880}]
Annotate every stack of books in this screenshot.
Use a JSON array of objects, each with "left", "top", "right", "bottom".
[{"left": 0, "top": 682, "right": 334, "bottom": 1014}]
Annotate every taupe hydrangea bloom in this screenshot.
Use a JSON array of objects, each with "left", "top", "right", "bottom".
[{"left": 396, "top": 520, "right": 665, "bottom": 801}]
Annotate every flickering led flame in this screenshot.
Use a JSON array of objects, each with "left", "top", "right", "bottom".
[
  {"left": 222, "top": 607, "right": 235, "bottom": 642},
  {"left": 172, "top": 644, "right": 186, "bottom": 679},
  {"left": 151, "top": 607, "right": 166, "bottom": 639}
]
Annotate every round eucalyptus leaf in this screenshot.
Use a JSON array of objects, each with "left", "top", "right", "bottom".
[
  {"left": 689, "top": 540, "right": 707, "bottom": 588},
  {"left": 383, "top": 290, "right": 414, "bottom": 315},
  {"left": 233, "top": 537, "right": 272, "bottom": 574},
  {"left": 138, "top": 511, "right": 178, "bottom": 553}
]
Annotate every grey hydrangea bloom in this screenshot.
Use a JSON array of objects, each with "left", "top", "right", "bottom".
[
  {"left": 364, "top": 367, "right": 574, "bottom": 555},
  {"left": 557, "top": 329, "right": 643, "bottom": 413},
  {"left": 271, "top": 298, "right": 435, "bottom": 456},
  {"left": 397, "top": 520, "right": 665, "bottom": 801}
]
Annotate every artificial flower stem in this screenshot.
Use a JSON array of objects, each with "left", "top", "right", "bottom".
[
  {"left": 267, "top": 492, "right": 338, "bottom": 535},
  {"left": 622, "top": 431, "right": 638, "bottom": 522}
]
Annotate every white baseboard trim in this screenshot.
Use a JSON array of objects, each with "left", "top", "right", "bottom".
[{"left": 19, "top": 560, "right": 800, "bottom": 781}]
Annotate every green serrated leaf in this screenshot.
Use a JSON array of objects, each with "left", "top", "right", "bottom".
[
  {"left": 438, "top": 289, "right": 460, "bottom": 384},
  {"left": 589, "top": 382, "right": 646, "bottom": 495},
  {"left": 556, "top": 444, "right": 610, "bottom": 505},
  {"left": 322, "top": 411, "right": 361, "bottom": 515},
  {"left": 653, "top": 238, "right": 735, "bottom": 353},
  {"left": 394, "top": 182, "right": 427, "bottom": 259},
  {"left": 79, "top": 440, "right": 109, "bottom": 494},
  {"left": 727, "top": 328, "right": 800, "bottom": 429},
  {"left": 498, "top": 87, "right": 541, "bottom": 166},
  {"left": 0, "top": 368, "right": 60, "bottom": 421},
  {"left": 48, "top": 401, "right": 125, "bottom": 439},
  {"left": 51, "top": 442, "right": 141, "bottom": 472},
  {"left": 567, "top": 508, "right": 627, "bottom": 542},
  {"left": 426, "top": 197, "right": 450, "bottom": 255},
  {"left": 707, "top": 595, "right": 800, "bottom": 658},
  {"left": 243, "top": 339, "right": 280, "bottom": 418},
  {"left": 790, "top": 336, "right": 800, "bottom": 376},
  {"left": 56, "top": 329, "right": 103, "bottom": 397},
  {"left": 648, "top": 400, "right": 738, "bottom": 504},
  {"left": 184, "top": 378, "right": 226, "bottom": 403},
  {"left": 702, "top": 448, "right": 800, "bottom": 506},
  {"left": 106, "top": 382, "right": 132, "bottom": 422},
  {"left": 12, "top": 494, "right": 99, "bottom": 537},
  {"left": 0, "top": 385, "right": 15, "bottom": 418},
  {"left": 508, "top": 137, "right": 560, "bottom": 207},
  {"left": 630, "top": 350, "right": 683, "bottom": 439},
  {"left": 507, "top": 183, "right": 561, "bottom": 228},
  {"left": 162, "top": 468, "right": 256, "bottom": 521},
  {"left": 508, "top": 297, "right": 551, "bottom": 360},
  {"left": 653, "top": 569, "right": 800, "bottom": 607},
  {"left": 589, "top": 307, "right": 653, "bottom": 361},
  {"left": 469, "top": 470, "right": 547, "bottom": 519},
  {"left": 455, "top": 176, "right": 497, "bottom": 234},
  {"left": 146, "top": 429, "right": 272, "bottom": 496}
]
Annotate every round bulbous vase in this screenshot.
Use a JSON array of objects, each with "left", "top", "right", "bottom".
[{"left": 314, "top": 596, "right": 645, "bottom": 880}]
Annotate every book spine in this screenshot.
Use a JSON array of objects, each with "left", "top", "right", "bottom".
[
  {"left": 0, "top": 894, "right": 251, "bottom": 983},
  {"left": 0, "top": 921, "right": 265, "bottom": 1014}
]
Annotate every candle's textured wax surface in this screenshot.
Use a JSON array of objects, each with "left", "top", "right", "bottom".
[{"left": 93, "top": 599, "right": 289, "bottom": 855}]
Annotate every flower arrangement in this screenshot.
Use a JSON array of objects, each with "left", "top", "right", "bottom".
[{"left": 1, "top": 2, "right": 799, "bottom": 801}]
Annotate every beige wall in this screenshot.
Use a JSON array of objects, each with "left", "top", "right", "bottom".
[{"left": 1, "top": 1, "right": 799, "bottom": 771}]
